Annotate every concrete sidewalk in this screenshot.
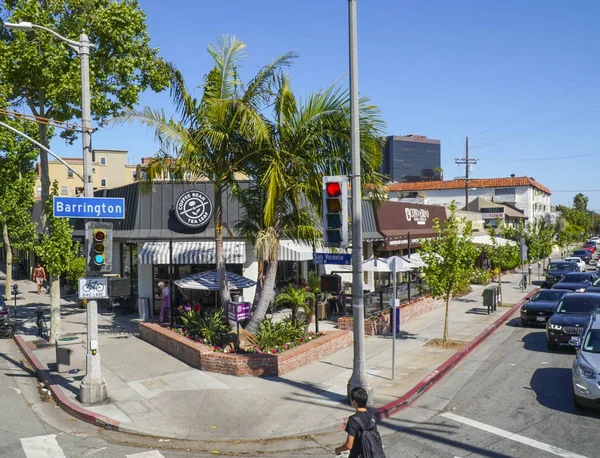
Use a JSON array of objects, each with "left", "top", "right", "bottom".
[{"left": 8, "top": 269, "right": 536, "bottom": 445}]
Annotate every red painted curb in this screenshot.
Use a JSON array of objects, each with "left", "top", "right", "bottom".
[
  {"left": 13, "top": 335, "right": 120, "bottom": 430},
  {"left": 375, "top": 288, "right": 539, "bottom": 420}
]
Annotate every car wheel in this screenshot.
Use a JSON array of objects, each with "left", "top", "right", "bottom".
[{"left": 546, "top": 341, "right": 559, "bottom": 351}]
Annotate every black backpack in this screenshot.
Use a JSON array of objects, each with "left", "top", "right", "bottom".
[{"left": 353, "top": 414, "right": 386, "bottom": 458}]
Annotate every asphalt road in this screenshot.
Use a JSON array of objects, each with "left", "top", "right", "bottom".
[{"left": 380, "top": 310, "right": 600, "bottom": 458}]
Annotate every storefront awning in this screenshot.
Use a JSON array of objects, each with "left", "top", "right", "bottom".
[
  {"left": 139, "top": 241, "right": 246, "bottom": 265},
  {"left": 279, "top": 240, "right": 315, "bottom": 261}
]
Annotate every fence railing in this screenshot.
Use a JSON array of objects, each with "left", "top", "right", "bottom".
[{"left": 340, "top": 282, "right": 432, "bottom": 317}]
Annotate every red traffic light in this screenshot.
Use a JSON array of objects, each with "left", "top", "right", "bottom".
[
  {"left": 326, "top": 182, "right": 342, "bottom": 197},
  {"left": 94, "top": 230, "right": 106, "bottom": 242}
]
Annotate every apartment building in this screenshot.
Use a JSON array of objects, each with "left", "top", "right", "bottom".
[{"left": 35, "top": 149, "right": 137, "bottom": 199}]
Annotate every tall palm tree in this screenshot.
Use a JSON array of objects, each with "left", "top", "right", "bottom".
[
  {"left": 114, "top": 36, "right": 295, "bottom": 309},
  {"left": 241, "top": 75, "right": 386, "bottom": 333}
]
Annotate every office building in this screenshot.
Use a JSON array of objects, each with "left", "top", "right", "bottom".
[{"left": 381, "top": 134, "right": 441, "bottom": 183}]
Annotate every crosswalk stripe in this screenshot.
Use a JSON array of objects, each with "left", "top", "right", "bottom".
[
  {"left": 20, "top": 434, "right": 66, "bottom": 458},
  {"left": 126, "top": 451, "right": 165, "bottom": 458}
]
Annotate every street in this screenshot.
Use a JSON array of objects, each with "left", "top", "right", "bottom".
[{"left": 382, "top": 311, "right": 600, "bottom": 457}]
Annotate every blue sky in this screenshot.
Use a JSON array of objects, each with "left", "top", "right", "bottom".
[{"left": 51, "top": 0, "right": 600, "bottom": 208}]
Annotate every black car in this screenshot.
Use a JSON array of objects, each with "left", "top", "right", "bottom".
[
  {"left": 521, "top": 289, "right": 570, "bottom": 326},
  {"left": 585, "top": 278, "right": 600, "bottom": 294},
  {"left": 551, "top": 272, "right": 599, "bottom": 292},
  {"left": 546, "top": 292, "right": 600, "bottom": 350},
  {"left": 572, "top": 249, "right": 592, "bottom": 264},
  {"left": 546, "top": 261, "right": 581, "bottom": 286}
]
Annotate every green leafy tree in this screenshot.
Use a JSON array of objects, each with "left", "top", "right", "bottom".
[
  {"left": 35, "top": 181, "right": 78, "bottom": 342},
  {"left": 0, "top": 113, "right": 38, "bottom": 294},
  {"left": 0, "top": 0, "right": 169, "bottom": 214},
  {"left": 114, "top": 36, "right": 295, "bottom": 318},
  {"left": 484, "top": 227, "right": 520, "bottom": 305},
  {"left": 419, "top": 203, "right": 479, "bottom": 344},
  {"left": 240, "top": 75, "right": 386, "bottom": 333}
]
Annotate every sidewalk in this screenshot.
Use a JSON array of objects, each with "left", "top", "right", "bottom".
[{"left": 8, "top": 269, "right": 536, "bottom": 446}]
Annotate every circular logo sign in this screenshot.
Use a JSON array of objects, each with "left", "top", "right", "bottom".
[{"left": 175, "top": 190, "right": 213, "bottom": 228}]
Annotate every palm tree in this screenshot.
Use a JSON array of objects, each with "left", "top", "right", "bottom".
[
  {"left": 241, "top": 75, "right": 386, "bottom": 333},
  {"left": 113, "top": 36, "right": 295, "bottom": 309},
  {"left": 275, "top": 285, "right": 315, "bottom": 324}
]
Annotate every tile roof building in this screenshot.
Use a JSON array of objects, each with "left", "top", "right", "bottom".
[{"left": 387, "top": 176, "right": 552, "bottom": 221}]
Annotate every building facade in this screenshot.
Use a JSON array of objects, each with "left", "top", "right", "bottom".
[
  {"left": 380, "top": 134, "right": 441, "bottom": 183},
  {"left": 34, "top": 149, "right": 136, "bottom": 199},
  {"left": 388, "top": 176, "right": 552, "bottom": 221}
]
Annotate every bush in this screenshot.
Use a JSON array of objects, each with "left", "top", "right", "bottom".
[
  {"left": 470, "top": 267, "right": 492, "bottom": 285},
  {"left": 181, "top": 309, "right": 229, "bottom": 346},
  {"left": 248, "top": 317, "right": 307, "bottom": 352}
]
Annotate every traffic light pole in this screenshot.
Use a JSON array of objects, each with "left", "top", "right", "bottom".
[
  {"left": 79, "top": 32, "right": 107, "bottom": 405},
  {"left": 346, "top": 0, "right": 373, "bottom": 404}
]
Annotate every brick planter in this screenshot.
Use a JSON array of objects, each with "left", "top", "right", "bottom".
[
  {"left": 139, "top": 323, "right": 352, "bottom": 377},
  {"left": 337, "top": 295, "right": 445, "bottom": 336}
]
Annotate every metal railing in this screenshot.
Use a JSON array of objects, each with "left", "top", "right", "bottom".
[{"left": 343, "top": 282, "right": 432, "bottom": 317}]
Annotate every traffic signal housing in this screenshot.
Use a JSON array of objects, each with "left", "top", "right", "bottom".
[
  {"left": 85, "top": 222, "right": 113, "bottom": 273},
  {"left": 320, "top": 274, "right": 342, "bottom": 294},
  {"left": 322, "top": 176, "right": 348, "bottom": 248}
]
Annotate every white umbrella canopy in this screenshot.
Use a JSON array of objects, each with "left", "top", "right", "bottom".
[
  {"left": 174, "top": 271, "right": 257, "bottom": 291},
  {"left": 362, "top": 257, "right": 393, "bottom": 272},
  {"left": 401, "top": 253, "right": 427, "bottom": 268},
  {"left": 472, "top": 235, "right": 516, "bottom": 247},
  {"left": 385, "top": 256, "right": 413, "bottom": 273}
]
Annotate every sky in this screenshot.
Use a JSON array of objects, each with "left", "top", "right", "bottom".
[{"left": 48, "top": 0, "right": 600, "bottom": 209}]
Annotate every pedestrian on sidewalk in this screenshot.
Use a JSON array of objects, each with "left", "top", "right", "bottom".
[
  {"left": 156, "top": 281, "right": 170, "bottom": 324},
  {"left": 335, "top": 387, "right": 386, "bottom": 457},
  {"left": 32, "top": 263, "right": 46, "bottom": 295}
]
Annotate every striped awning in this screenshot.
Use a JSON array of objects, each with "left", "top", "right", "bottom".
[
  {"left": 139, "top": 241, "right": 246, "bottom": 265},
  {"left": 278, "top": 240, "right": 315, "bottom": 261}
]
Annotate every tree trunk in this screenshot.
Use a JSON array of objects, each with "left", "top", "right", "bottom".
[
  {"left": 442, "top": 294, "right": 451, "bottom": 344},
  {"left": 49, "top": 273, "right": 61, "bottom": 343},
  {"left": 2, "top": 223, "right": 12, "bottom": 296},
  {"left": 246, "top": 254, "right": 280, "bottom": 333}
]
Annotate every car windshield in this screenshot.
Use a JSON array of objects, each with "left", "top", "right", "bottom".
[
  {"left": 593, "top": 279, "right": 600, "bottom": 287},
  {"left": 583, "top": 329, "right": 600, "bottom": 354},
  {"left": 556, "top": 297, "right": 600, "bottom": 314},
  {"left": 559, "top": 274, "right": 591, "bottom": 283},
  {"left": 565, "top": 258, "right": 580, "bottom": 263},
  {"left": 548, "top": 264, "right": 572, "bottom": 272},
  {"left": 574, "top": 251, "right": 588, "bottom": 256},
  {"left": 532, "top": 290, "right": 568, "bottom": 302}
]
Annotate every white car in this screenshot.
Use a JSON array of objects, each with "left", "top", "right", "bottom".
[{"left": 565, "top": 256, "right": 586, "bottom": 272}]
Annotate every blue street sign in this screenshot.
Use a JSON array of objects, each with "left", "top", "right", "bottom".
[
  {"left": 312, "top": 252, "right": 352, "bottom": 265},
  {"left": 53, "top": 197, "right": 125, "bottom": 219}
]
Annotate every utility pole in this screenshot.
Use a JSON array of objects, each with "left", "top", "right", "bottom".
[
  {"left": 454, "top": 136, "right": 478, "bottom": 209},
  {"left": 347, "top": 0, "right": 372, "bottom": 404},
  {"left": 78, "top": 32, "right": 108, "bottom": 405}
]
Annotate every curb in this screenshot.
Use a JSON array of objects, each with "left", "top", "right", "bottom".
[
  {"left": 376, "top": 288, "right": 539, "bottom": 420},
  {"left": 13, "top": 335, "right": 120, "bottom": 431}
]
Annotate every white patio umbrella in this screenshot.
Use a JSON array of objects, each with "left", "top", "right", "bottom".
[
  {"left": 174, "top": 271, "right": 257, "bottom": 291},
  {"left": 401, "top": 253, "right": 427, "bottom": 268},
  {"left": 362, "top": 257, "right": 393, "bottom": 272}
]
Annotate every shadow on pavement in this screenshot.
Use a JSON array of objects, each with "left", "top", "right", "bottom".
[
  {"left": 465, "top": 307, "right": 489, "bottom": 315},
  {"left": 529, "top": 367, "right": 600, "bottom": 419},
  {"left": 505, "top": 317, "right": 522, "bottom": 327},
  {"left": 521, "top": 330, "right": 576, "bottom": 354},
  {"left": 454, "top": 298, "right": 477, "bottom": 303}
]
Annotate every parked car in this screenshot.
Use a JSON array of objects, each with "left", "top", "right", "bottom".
[
  {"left": 565, "top": 256, "right": 586, "bottom": 272},
  {"left": 572, "top": 249, "right": 593, "bottom": 264},
  {"left": 552, "top": 272, "right": 599, "bottom": 292},
  {"left": 583, "top": 244, "right": 596, "bottom": 254},
  {"left": 546, "top": 292, "right": 600, "bottom": 350},
  {"left": 582, "top": 278, "right": 600, "bottom": 294},
  {"left": 545, "top": 261, "right": 581, "bottom": 286},
  {"left": 590, "top": 237, "right": 599, "bottom": 247},
  {"left": 571, "top": 311, "right": 600, "bottom": 409},
  {"left": 521, "top": 289, "right": 570, "bottom": 326}
]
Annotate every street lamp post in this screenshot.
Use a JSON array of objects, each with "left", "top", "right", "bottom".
[
  {"left": 346, "top": 0, "right": 373, "bottom": 404},
  {"left": 4, "top": 21, "right": 107, "bottom": 404}
]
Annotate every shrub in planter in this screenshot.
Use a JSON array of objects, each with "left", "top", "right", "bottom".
[
  {"left": 470, "top": 267, "right": 492, "bottom": 285},
  {"left": 181, "top": 309, "right": 229, "bottom": 346},
  {"left": 248, "top": 317, "right": 307, "bottom": 352}
]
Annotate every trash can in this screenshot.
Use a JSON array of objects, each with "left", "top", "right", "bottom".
[
  {"left": 317, "top": 301, "right": 327, "bottom": 320},
  {"left": 55, "top": 336, "right": 85, "bottom": 373},
  {"left": 389, "top": 306, "right": 401, "bottom": 336},
  {"left": 137, "top": 297, "right": 150, "bottom": 321}
]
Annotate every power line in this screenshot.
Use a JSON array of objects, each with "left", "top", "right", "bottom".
[
  {"left": 480, "top": 151, "right": 600, "bottom": 162},
  {"left": 472, "top": 73, "right": 600, "bottom": 139},
  {"left": 552, "top": 190, "right": 600, "bottom": 193}
]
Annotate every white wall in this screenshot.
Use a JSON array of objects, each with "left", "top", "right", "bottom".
[
  {"left": 137, "top": 261, "right": 153, "bottom": 314},
  {"left": 242, "top": 244, "right": 258, "bottom": 304}
]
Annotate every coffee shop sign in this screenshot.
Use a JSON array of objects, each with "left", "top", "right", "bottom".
[{"left": 405, "top": 208, "right": 429, "bottom": 225}]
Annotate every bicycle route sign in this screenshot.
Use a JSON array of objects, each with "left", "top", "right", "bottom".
[{"left": 78, "top": 277, "right": 108, "bottom": 299}]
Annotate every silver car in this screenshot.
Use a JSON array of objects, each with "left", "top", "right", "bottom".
[{"left": 571, "top": 312, "right": 600, "bottom": 409}]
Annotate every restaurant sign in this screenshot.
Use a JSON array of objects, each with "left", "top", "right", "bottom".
[
  {"left": 480, "top": 207, "right": 504, "bottom": 219},
  {"left": 405, "top": 208, "right": 429, "bottom": 225},
  {"left": 175, "top": 190, "right": 213, "bottom": 228}
]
